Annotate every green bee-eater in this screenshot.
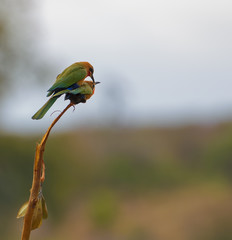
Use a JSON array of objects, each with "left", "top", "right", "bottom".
[
  {"left": 64, "top": 80, "right": 100, "bottom": 104},
  {"left": 32, "top": 62, "right": 95, "bottom": 120}
]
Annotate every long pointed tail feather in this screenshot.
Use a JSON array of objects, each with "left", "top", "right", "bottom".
[{"left": 32, "top": 97, "right": 59, "bottom": 120}]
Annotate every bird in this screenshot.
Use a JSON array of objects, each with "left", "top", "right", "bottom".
[
  {"left": 64, "top": 80, "right": 100, "bottom": 105},
  {"left": 32, "top": 62, "right": 95, "bottom": 120}
]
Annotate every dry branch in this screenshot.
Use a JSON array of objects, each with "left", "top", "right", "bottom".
[{"left": 21, "top": 103, "right": 73, "bottom": 240}]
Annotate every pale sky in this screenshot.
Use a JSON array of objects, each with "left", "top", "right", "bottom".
[{"left": 1, "top": 0, "right": 232, "bottom": 132}]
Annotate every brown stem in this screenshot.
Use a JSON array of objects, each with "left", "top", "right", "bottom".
[{"left": 21, "top": 103, "right": 73, "bottom": 240}]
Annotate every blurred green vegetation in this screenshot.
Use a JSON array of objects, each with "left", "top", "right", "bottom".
[{"left": 1, "top": 123, "right": 232, "bottom": 239}]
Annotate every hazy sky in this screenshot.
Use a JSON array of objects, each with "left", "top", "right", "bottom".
[{"left": 1, "top": 0, "right": 232, "bottom": 132}]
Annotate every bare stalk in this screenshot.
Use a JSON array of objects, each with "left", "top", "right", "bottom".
[{"left": 21, "top": 103, "right": 73, "bottom": 240}]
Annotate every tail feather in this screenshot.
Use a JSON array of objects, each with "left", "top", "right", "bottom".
[{"left": 32, "top": 97, "right": 58, "bottom": 120}]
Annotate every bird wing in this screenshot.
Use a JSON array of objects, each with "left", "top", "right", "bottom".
[
  {"left": 53, "top": 82, "right": 93, "bottom": 98},
  {"left": 71, "top": 83, "right": 93, "bottom": 95},
  {"left": 47, "top": 63, "right": 88, "bottom": 93}
]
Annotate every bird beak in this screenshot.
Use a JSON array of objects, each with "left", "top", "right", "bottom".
[
  {"left": 95, "top": 81, "right": 100, "bottom": 85},
  {"left": 90, "top": 74, "right": 95, "bottom": 83}
]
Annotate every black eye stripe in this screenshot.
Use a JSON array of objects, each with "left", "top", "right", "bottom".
[{"left": 89, "top": 67, "right": 94, "bottom": 73}]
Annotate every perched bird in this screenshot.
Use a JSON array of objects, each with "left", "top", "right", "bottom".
[
  {"left": 32, "top": 62, "right": 95, "bottom": 120},
  {"left": 65, "top": 80, "right": 100, "bottom": 105}
]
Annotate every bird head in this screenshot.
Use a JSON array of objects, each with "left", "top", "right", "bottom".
[
  {"left": 83, "top": 81, "right": 100, "bottom": 101},
  {"left": 85, "top": 80, "right": 100, "bottom": 90},
  {"left": 80, "top": 62, "right": 95, "bottom": 83}
]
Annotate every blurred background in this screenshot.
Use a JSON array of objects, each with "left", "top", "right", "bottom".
[{"left": 1, "top": 0, "right": 232, "bottom": 239}]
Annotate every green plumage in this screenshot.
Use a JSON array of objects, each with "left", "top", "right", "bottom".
[
  {"left": 47, "top": 63, "right": 87, "bottom": 96},
  {"left": 53, "top": 82, "right": 93, "bottom": 97},
  {"left": 32, "top": 62, "right": 94, "bottom": 120},
  {"left": 32, "top": 97, "right": 59, "bottom": 120},
  {"left": 32, "top": 82, "right": 94, "bottom": 120}
]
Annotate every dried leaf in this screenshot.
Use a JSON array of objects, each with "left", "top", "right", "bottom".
[
  {"left": 17, "top": 202, "right": 29, "bottom": 218},
  {"left": 42, "top": 195, "right": 48, "bottom": 219},
  {"left": 31, "top": 198, "right": 43, "bottom": 230}
]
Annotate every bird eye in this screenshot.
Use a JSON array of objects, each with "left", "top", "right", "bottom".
[{"left": 89, "top": 67, "right": 94, "bottom": 73}]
